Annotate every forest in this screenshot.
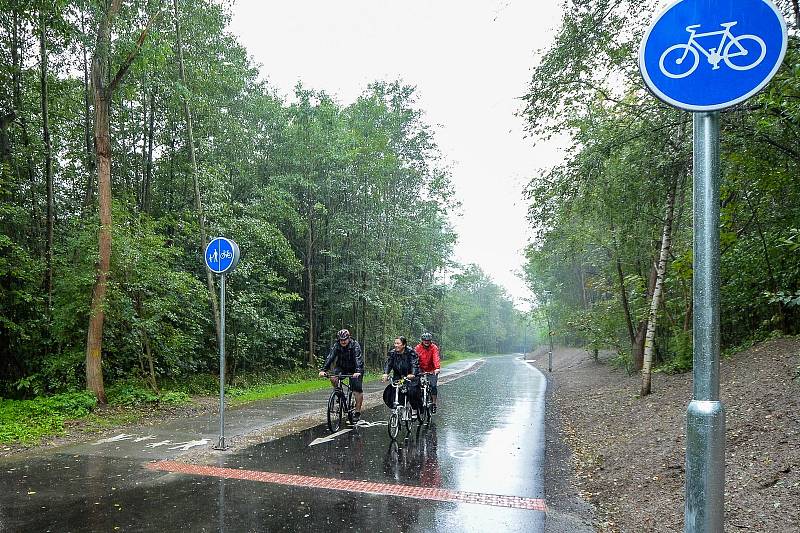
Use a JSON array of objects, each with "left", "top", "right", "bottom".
[
  {"left": 0, "top": 0, "right": 529, "bottom": 402},
  {"left": 522, "top": 0, "right": 800, "bottom": 394}
]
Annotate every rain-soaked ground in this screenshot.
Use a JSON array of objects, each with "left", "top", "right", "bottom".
[{"left": 0, "top": 355, "right": 546, "bottom": 532}]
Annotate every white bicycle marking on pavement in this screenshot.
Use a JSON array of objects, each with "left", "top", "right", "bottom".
[
  {"left": 450, "top": 446, "right": 483, "bottom": 459},
  {"left": 145, "top": 440, "right": 172, "bottom": 448},
  {"left": 168, "top": 439, "right": 210, "bottom": 451},
  {"left": 133, "top": 435, "right": 157, "bottom": 442},
  {"left": 356, "top": 420, "right": 387, "bottom": 428},
  {"left": 92, "top": 433, "right": 135, "bottom": 445}
]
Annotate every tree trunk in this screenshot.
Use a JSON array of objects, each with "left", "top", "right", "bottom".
[
  {"left": 306, "top": 220, "right": 315, "bottom": 365},
  {"left": 173, "top": 0, "right": 221, "bottom": 340},
  {"left": 143, "top": 90, "right": 155, "bottom": 213},
  {"left": 86, "top": 0, "right": 155, "bottom": 403},
  {"left": 612, "top": 227, "right": 635, "bottom": 344},
  {"left": 11, "top": 8, "right": 41, "bottom": 252},
  {"left": 81, "top": 9, "right": 95, "bottom": 210},
  {"left": 86, "top": 80, "right": 111, "bottom": 404},
  {"left": 632, "top": 262, "right": 658, "bottom": 371},
  {"left": 745, "top": 193, "right": 786, "bottom": 332},
  {"left": 641, "top": 179, "right": 678, "bottom": 397},
  {"left": 792, "top": 0, "right": 800, "bottom": 30},
  {"left": 40, "top": 8, "right": 54, "bottom": 309},
  {"left": 0, "top": 112, "right": 14, "bottom": 184}
]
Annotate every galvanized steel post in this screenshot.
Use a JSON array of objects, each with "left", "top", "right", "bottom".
[
  {"left": 685, "top": 112, "right": 725, "bottom": 532},
  {"left": 547, "top": 315, "right": 553, "bottom": 373},
  {"left": 216, "top": 273, "right": 227, "bottom": 450}
]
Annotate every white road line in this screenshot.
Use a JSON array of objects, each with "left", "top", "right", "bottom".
[{"left": 309, "top": 429, "right": 352, "bottom": 446}]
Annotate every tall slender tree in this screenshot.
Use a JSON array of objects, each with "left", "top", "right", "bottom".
[{"left": 85, "top": 0, "right": 156, "bottom": 402}]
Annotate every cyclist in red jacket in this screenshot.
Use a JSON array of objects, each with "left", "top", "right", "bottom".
[{"left": 414, "top": 333, "right": 440, "bottom": 413}]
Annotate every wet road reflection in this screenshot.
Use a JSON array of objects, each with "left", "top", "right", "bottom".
[{"left": 0, "top": 355, "right": 546, "bottom": 532}]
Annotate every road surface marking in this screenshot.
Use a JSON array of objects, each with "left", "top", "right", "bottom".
[
  {"left": 450, "top": 446, "right": 483, "bottom": 459},
  {"left": 147, "top": 460, "right": 547, "bottom": 512},
  {"left": 355, "top": 420, "right": 387, "bottom": 428},
  {"left": 308, "top": 429, "right": 352, "bottom": 446},
  {"left": 92, "top": 433, "right": 135, "bottom": 445},
  {"left": 168, "top": 439, "right": 210, "bottom": 451},
  {"left": 145, "top": 440, "right": 172, "bottom": 448}
]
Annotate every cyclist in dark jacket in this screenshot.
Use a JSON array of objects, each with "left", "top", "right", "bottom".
[
  {"left": 319, "top": 329, "right": 364, "bottom": 422},
  {"left": 381, "top": 336, "right": 422, "bottom": 411}
]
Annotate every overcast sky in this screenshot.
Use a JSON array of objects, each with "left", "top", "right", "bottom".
[{"left": 228, "top": 0, "right": 566, "bottom": 308}]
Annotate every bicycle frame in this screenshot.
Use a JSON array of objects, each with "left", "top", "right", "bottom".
[
  {"left": 387, "top": 377, "right": 413, "bottom": 440},
  {"left": 681, "top": 23, "right": 747, "bottom": 66}
]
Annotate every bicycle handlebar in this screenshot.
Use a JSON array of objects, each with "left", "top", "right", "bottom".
[
  {"left": 322, "top": 372, "right": 358, "bottom": 378},
  {"left": 388, "top": 377, "right": 408, "bottom": 386}
]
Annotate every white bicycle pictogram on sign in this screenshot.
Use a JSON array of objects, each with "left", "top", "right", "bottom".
[{"left": 659, "top": 21, "right": 767, "bottom": 79}]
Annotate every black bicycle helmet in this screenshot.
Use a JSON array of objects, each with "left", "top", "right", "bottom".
[
  {"left": 421, "top": 332, "right": 433, "bottom": 341},
  {"left": 337, "top": 329, "right": 351, "bottom": 340}
]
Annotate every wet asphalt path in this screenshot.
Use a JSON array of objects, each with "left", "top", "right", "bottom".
[{"left": 0, "top": 355, "right": 547, "bottom": 532}]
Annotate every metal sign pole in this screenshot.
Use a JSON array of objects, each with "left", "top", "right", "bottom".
[
  {"left": 685, "top": 112, "right": 725, "bottom": 532},
  {"left": 547, "top": 317, "right": 553, "bottom": 373},
  {"left": 216, "top": 273, "right": 226, "bottom": 450},
  {"left": 204, "top": 237, "right": 238, "bottom": 452}
]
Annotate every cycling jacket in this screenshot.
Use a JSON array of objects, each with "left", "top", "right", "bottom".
[
  {"left": 383, "top": 346, "right": 420, "bottom": 379},
  {"left": 322, "top": 339, "right": 364, "bottom": 374},
  {"left": 414, "top": 342, "right": 440, "bottom": 373}
]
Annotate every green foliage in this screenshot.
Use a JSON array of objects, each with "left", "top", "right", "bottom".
[
  {"left": 608, "top": 350, "right": 634, "bottom": 376},
  {"left": 0, "top": 391, "right": 97, "bottom": 444},
  {"left": 227, "top": 380, "right": 330, "bottom": 404},
  {"left": 521, "top": 3, "right": 800, "bottom": 365},
  {"left": 107, "top": 381, "right": 160, "bottom": 406},
  {"left": 158, "top": 391, "right": 191, "bottom": 405},
  {"left": 440, "top": 350, "right": 485, "bottom": 363},
  {"left": 656, "top": 329, "right": 693, "bottom": 375}
]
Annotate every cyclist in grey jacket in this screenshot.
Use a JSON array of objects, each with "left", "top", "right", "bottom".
[{"left": 319, "top": 329, "right": 364, "bottom": 422}]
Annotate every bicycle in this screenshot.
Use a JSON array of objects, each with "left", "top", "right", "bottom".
[
  {"left": 659, "top": 21, "right": 766, "bottom": 79},
  {"left": 387, "top": 377, "right": 415, "bottom": 440},
  {"left": 418, "top": 372, "right": 435, "bottom": 426},
  {"left": 323, "top": 372, "right": 356, "bottom": 432}
]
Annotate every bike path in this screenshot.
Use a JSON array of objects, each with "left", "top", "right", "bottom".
[
  {"left": 0, "top": 355, "right": 548, "bottom": 533},
  {"left": 4, "top": 359, "right": 483, "bottom": 462}
]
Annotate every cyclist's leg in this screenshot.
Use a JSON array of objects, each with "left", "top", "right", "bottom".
[
  {"left": 329, "top": 368, "right": 341, "bottom": 388},
  {"left": 349, "top": 375, "right": 364, "bottom": 418},
  {"left": 429, "top": 374, "right": 438, "bottom": 411}
]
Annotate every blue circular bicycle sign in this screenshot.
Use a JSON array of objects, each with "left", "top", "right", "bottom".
[
  {"left": 204, "top": 237, "right": 240, "bottom": 274},
  {"left": 639, "top": 0, "right": 787, "bottom": 111}
]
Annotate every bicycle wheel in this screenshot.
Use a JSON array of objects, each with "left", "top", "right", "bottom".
[
  {"left": 403, "top": 406, "right": 412, "bottom": 434},
  {"left": 659, "top": 43, "right": 699, "bottom": 79},
  {"left": 421, "top": 405, "right": 431, "bottom": 426},
  {"left": 723, "top": 35, "right": 766, "bottom": 71},
  {"left": 346, "top": 390, "right": 355, "bottom": 425},
  {"left": 388, "top": 411, "right": 400, "bottom": 440},
  {"left": 327, "top": 392, "right": 343, "bottom": 433}
]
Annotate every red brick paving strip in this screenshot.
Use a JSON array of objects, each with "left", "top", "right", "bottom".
[{"left": 147, "top": 460, "right": 547, "bottom": 512}]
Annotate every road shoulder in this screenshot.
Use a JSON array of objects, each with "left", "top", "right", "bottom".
[{"left": 526, "top": 353, "right": 596, "bottom": 532}]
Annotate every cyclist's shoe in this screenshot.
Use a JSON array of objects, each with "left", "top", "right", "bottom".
[
  {"left": 352, "top": 411, "right": 361, "bottom": 424},
  {"left": 431, "top": 404, "right": 437, "bottom": 414}
]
